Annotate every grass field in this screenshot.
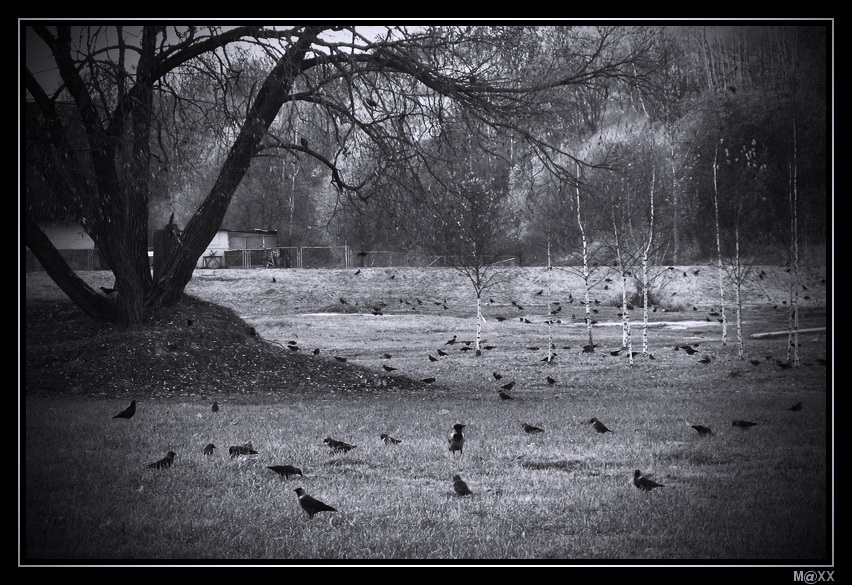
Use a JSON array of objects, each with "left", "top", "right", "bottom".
[{"left": 22, "top": 266, "right": 831, "bottom": 564}]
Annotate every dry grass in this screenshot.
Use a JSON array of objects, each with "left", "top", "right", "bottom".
[{"left": 22, "top": 266, "right": 830, "bottom": 564}]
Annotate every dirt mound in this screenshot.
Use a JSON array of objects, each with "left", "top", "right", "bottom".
[{"left": 24, "top": 295, "right": 423, "bottom": 401}]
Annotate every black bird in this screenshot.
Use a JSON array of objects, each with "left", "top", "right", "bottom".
[
  {"left": 229, "top": 444, "right": 259, "bottom": 458},
  {"left": 147, "top": 451, "right": 177, "bottom": 469},
  {"left": 633, "top": 469, "right": 665, "bottom": 492},
  {"left": 492, "top": 372, "right": 503, "bottom": 380},
  {"left": 334, "top": 356, "right": 347, "bottom": 362},
  {"left": 437, "top": 349, "right": 448, "bottom": 357},
  {"left": 789, "top": 401, "right": 803, "bottom": 412},
  {"left": 445, "top": 335, "right": 457, "bottom": 345},
  {"left": 448, "top": 423, "right": 466, "bottom": 456},
  {"left": 203, "top": 443, "right": 216, "bottom": 456},
  {"left": 99, "top": 286, "right": 117, "bottom": 295},
  {"left": 582, "top": 344, "right": 596, "bottom": 354},
  {"left": 340, "top": 297, "right": 348, "bottom": 305},
  {"left": 312, "top": 348, "right": 320, "bottom": 355},
  {"left": 421, "top": 377, "right": 436, "bottom": 384},
  {"left": 452, "top": 475, "right": 473, "bottom": 496},
  {"left": 535, "top": 289, "right": 544, "bottom": 296},
  {"left": 186, "top": 318, "right": 194, "bottom": 326},
  {"left": 380, "top": 433, "right": 402, "bottom": 445},
  {"left": 428, "top": 354, "right": 438, "bottom": 362},
  {"left": 247, "top": 327, "right": 257, "bottom": 336},
  {"left": 497, "top": 390, "right": 515, "bottom": 401},
  {"left": 732, "top": 420, "right": 758, "bottom": 429},
  {"left": 382, "top": 353, "right": 392, "bottom": 359},
  {"left": 483, "top": 345, "right": 496, "bottom": 351},
  {"left": 382, "top": 364, "right": 397, "bottom": 372},
  {"left": 300, "top": 137, "right": 309, "bottom": 149},
  {"left": 211, "top": 401, "right": 219, "bottom": 412},
  {"left": 501, "top": 381, "right": 515, "bottom": 391},
  {"left": 776, "top": 360, "right": 793, "bottom": 369},
  {"left": 750, "top": 359, "right": 761, "bottom": 366},
  {"left": 546, "top": 376, "right": 557, "bottom": 385},
  {"left": 681, "top": 345, "right": 698, "bottom": 355},
  {"left": 698, "top": 356, "right": 711, "bottom": 364},
  {"left": 354, "top": 269, "right": 360, "bottom": 275},
  {"left": 589, "top": 417, "right": 613, "bottom": 434},
  {"left": 294, "top": 488, "right": 337, "bottom": 519},
  {"left": 113, "top": 400, "right": 138, "bottom": 420},
  {"left": 522, "top": 423, "right": 544, "bottom": 434},
  {"left": 691, "top": 424, "right": 713, "bottom": 436},
  {"left": 268, "top": 465, "right": 303, "bottom": 479},
  {"left": 323, "top": 437, "right": 356, "bottom": 453}
]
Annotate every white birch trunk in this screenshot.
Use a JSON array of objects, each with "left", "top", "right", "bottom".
[
  {"left": 577, "top": 170, "right": 594, "bottom": 350},
  {"left": 712, "top": 140, "right": 728, "bottom": 346},
  {"left": 475, "top": 292, "right": 483, "bottom": 357}
]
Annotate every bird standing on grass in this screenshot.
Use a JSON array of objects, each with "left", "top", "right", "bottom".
[
  {"left": 380, "top": 433, "right": 402, "bottom": 445},
  {"left": 497, "top": 390, "right": 515, "bottom": 401},
  {"left": 452, "top": 475, "right": 473, "bottom": 496},
  {"left": 113, "top": 400, "right": 138, "bottom": 420},
  {"left": 229, "top": 443, "right": 259, "bottom": 458},
  {"left": 211, "top": 401, "right": 219, "bottom": 413},
  {"left": 633, "top": 469, "right": 665, "bottom": 491},
  {"left": 691, "top": 424, "right": 713, "bottom": 436},
  {"left": 203, "top": 443, "right": 216, "bottom": 456},
  {"left": 294, "top": 488, "right": 337, "bottom": 519},
  {"left": 589, "top": 417, "right": 613, "bottom": 433},
  {"left": 323, "top": 437, "right": 357, "bottom": 453},
  {"left": 732, "top": 420, "right": 758, "bottom": 429},
  {"left": 448, "top": 423, "right": 466, "bottom": 456},
  {"left": 522, "top": 423, "right": 544, "bottom": 434},
  {"left": 148, "top": 451, "right": 177, "bottom": 469},
  {"left": 267, "top": 465, "right": 303, "bottom": 479},
  {"left": 789, "top": 402, "right": 803, "bottom": 411}
]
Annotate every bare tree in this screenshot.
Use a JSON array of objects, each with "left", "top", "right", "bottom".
[{"left": 25, "top": 24, "right": 657, "bottom": 324}]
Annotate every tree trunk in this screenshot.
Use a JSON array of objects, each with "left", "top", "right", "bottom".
[{"left": 25, "top": 214, "right": 119, "bottom": 321}]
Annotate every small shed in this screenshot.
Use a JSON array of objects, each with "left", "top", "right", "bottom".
[
  {"left": 26, "top": 220, "right": 110, "bottom": 271},
  {"left": 197, "top": 228, "right": 279, "bottom": 268}
]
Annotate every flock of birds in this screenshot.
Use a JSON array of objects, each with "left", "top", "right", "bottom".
[
  {"left": 102, "top": 267, "right": 822, "bottom": 520},
  {"left": 110, "top": 390, "right": 807, "bottom": 518}
]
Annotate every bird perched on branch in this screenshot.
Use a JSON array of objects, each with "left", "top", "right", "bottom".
[
  {"left": 112, "top": 400, "right": 138, "bottom": 420},
  {"left": 452, "top": 475, "right": 473, "bottom": 496},
  {"left": 380, "top": 433, "right": 402, "bottom": 445},
  {"left": 147, "top": 451, "right": 176, "bottom": 469},
  {"left": 589, "top": 417, "right": 613, "bottom": 434},
  {"left": 323, "top": 437, "right": 356, "bottom": 453},
  {"left": 294, "top": 488, "right": 337, "bottom": 519},
  {"left": 267, "top": 465, "right": 303, "bottom": 479},
  {"left": 448, "top": 423, "right": 466, "bottom": 456},
  {"left": 633, "top": 469, "right": 665, "bottom": 492}
]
